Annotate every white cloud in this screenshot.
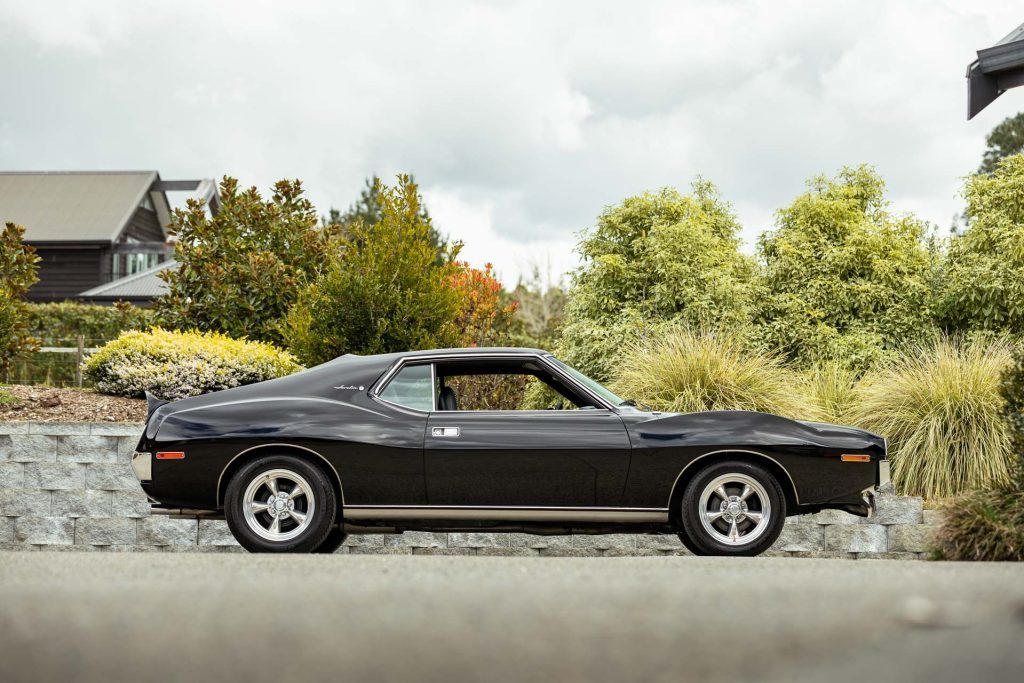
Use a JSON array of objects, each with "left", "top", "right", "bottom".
[{"left": 1, "top": 0, "right": 1022, "bottom": 283}]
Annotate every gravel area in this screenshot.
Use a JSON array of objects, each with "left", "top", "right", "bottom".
[
  {"left": 0, "top": 385, "right": 145, "bottom": 422},
  {"left": 0, "top": 553, "right": 1022, "bottom": 682}
]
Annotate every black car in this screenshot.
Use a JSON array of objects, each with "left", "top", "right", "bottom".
[{"left": 131, "top": 347, "right": 889, "bottom": 556}]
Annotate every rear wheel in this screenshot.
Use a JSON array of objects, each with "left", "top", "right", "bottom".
[
  {"left": 679, "top": 461, "right": 785, "bottom": 557},
  {"left": 225, "top": 455, "right": 336, "bottom": 553},
  {"left": 313, "top": 526, "right": 349, "bottom": 554}
]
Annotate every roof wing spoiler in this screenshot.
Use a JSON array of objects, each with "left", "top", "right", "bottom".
[{"left": 145, "top": 391, "right": 169, "bottom": 420}]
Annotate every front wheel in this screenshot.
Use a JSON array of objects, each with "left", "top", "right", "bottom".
[
  {"left": 225, "top": 455, "right": 337, "bottom": 553},
  {"left": 678, "top": 461, "right": 786, "bottom": 556}
]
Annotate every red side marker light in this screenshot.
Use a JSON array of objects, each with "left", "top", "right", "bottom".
[
  {"left": 840, "top": 454, "right": 871, "bottom": 463},
  {"left": 155, "top": 452, "right": 186, "bottom": 460}
]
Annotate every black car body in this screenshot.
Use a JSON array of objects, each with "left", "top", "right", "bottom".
[{"left": 132, "top": 348, "right": 889, "bottom": 555}]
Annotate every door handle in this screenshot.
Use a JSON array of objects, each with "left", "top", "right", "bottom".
[{"left": 431, "top": 426, "right": 460, "bottom": 437}]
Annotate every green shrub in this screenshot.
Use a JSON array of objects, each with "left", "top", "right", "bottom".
[
  {"left": 283, "top": 176, "right": 462, "bottom": 365},
  {"left": 83, "top": 328, "right": 302, "bottom": 400},
  {"left": 847, "top": 337, "right": 1016, "bottom": 499},
  {"left": 934, "top": 485, "right": 1024, "bottom": 561},
  {"left": 25, "top": 301, "right": 153, "bottom": 346},
  {"left": 608, "top": 327, "right": 809, "bottom": 416},
  {"left": 1002, "top": 343, "right": 1024, "bottom": 474},
  {"left": 556, "top": 182, "right": 760, "bottom": 382},
  {"left": 757, "top": 166, "right": 936, "bottom": 370}
]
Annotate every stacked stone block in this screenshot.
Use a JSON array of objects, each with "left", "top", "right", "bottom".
[{"left": 1, "top": 421, "right": 942, "bottom": 557}]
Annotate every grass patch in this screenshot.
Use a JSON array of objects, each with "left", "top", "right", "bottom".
[
  {"left": 0, "top": 385, "right": 18, "bottom": 405},
  {"left": 934, "top": 483, "right": 1024, "bottom": 561}
]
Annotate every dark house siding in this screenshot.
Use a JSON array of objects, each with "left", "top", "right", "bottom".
[
  {"left": 123, "top": 206, "right": 164, "bottom": 242},
  {"left": 26, "top": 246, "right": 109, "bottom": 303}
]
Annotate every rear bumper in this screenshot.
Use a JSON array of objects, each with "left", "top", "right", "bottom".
[{"left": 131, "top": 451, "right": 152, "bottom": 482}]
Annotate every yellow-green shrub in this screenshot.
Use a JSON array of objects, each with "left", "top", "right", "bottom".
[{"left": 83, "top": 328, "right": 302, "bottom": 400}]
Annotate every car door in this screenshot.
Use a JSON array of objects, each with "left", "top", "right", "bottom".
[{"left": 424, "top": 409, "right": 631, "bottom": 508}]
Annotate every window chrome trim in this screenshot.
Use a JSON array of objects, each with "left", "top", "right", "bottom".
[
  {"left": 668, "top": 449, "right": 801, "bottom": 507},
  {"left": 343, "top": 505, "right": 669, "bottom": 523},
  {"left": 368, "top": 351, "right": 617, "bottom": 414}
]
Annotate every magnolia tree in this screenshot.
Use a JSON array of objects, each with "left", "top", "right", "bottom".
[
  {"left": 0, "top": 222, "right": 39, "bottom": 373},
  {"left": 155, "top": 177, "right": 331, "bottom": 345}
]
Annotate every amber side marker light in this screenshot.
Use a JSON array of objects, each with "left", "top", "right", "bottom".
[
  {"left": 840, "top": 454, "right": 871, "bottom": 463},
  {"left": 155, "top": 452, "right": 186, "bottom": 460}
]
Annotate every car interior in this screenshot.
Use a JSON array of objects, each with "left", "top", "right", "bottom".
[{"left": 434, "top": 358, "right": 598, "bottom": 411}]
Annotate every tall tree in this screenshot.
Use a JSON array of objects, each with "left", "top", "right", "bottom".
[
  {"left": 556, "top": 181, "right": 759, "bottom": 382},
  {"left": 757, "top": 166, "right": 934, "bottom": 369},
  {"left": 326, "top": 175, "right": 448, "bottom": 261},
  {"left": 937, "top": 154, "right": 1024, "bottom": 334},
  {"left": 0, "top": 222, "right": 40, "bottom": 373},
  {"left": 979, "top": 112, "right": 1024, "bottom": 175},
  {"left": 283, "top": 176, "right": 463, "bottom": 365},
  {"left": 155, "top": 177, "right": 331, "bottom": 345}
]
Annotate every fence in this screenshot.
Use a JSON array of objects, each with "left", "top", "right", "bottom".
[{"left": 2, "top": 337, "right": 103, "bottom": 388}]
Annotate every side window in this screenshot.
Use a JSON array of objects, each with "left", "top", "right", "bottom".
[{"left": 379, "top": 364, "right": 434, "bottom": 411}]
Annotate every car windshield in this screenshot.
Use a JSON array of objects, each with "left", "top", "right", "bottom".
[{"left": 545, "top": 356, "right": 628, "bottom": 407}]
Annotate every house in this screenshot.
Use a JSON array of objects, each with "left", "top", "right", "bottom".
[
  {"left": 0, "top": 171, "right": 217, "bottom": 305},
  {"left": 967, "top": 21, "right": 1024, "bottom": 119}
]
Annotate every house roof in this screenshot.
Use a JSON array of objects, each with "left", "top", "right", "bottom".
[
  {"left": 967, "top": 21, "right": 1024, "bottom": 119},
  {"left": 0, "top": 170, "right": 161, "bottom": 243},
  {"left": 79, "top": 259, "right": 178, "bottom": 300}
]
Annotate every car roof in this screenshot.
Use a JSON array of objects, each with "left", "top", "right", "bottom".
[{"left": 365, "top": 347, "right": 551, "bottom": 363}]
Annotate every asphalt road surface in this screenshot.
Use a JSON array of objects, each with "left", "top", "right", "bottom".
[{"left": 1, "top": 552, "right": 1023, "bottom": 682}]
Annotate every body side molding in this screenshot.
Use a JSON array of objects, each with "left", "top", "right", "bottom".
[{"left": 343, "top": 505, "right": 669, "bottom": 523}]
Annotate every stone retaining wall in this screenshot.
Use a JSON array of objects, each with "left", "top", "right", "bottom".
[{"left": 0, "top": 421, "right": 942, "bottom": 557}]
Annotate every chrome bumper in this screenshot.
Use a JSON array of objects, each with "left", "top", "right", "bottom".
[{"left": 131, "top": 451, "right": 152, "bottom": 482}]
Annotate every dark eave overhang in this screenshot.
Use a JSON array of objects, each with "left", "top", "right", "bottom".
[{"left": 967, "top": 21, "right": 1024, "bottom": 119}]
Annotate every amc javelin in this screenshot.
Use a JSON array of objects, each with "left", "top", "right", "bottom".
[{"left": 131, "top": 347, "right": 889, "bottom": 556}]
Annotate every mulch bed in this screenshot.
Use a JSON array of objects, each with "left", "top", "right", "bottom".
[{"left": 0, "top": 385, "right": 145, "bottom": 423}]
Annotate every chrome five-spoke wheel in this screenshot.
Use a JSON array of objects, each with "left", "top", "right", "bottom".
[
  {"left": 242, "top": 468, "right": 316, "bottom": 542},
  {"left": 225, "top": 455, "right": 337, "bottom": 553},
  {"left": 680, "top": 460, "right": 786, "bottom": 556},
  {"left": 698, "top": 474, "right": 770, "bottom": 546}
]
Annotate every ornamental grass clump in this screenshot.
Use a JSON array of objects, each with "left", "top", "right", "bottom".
[
  {"left": 83, "top": 328, "right": 302, "bottom": 400},
  {"left": 848, "top": 337, "right": 1015, "bottom": 500},
  {"left": 801, "top": 360, "right": 861, "bottom": 424},
  {"left": 933, "top": 486, "right": 1024, "bottom": 561},
  {"left": 609, "top": 327, "right": 808, "bottom": 417}
]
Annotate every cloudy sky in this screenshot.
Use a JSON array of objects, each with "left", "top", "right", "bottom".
[{"left": 1, "top": 0, "right": 1021, "bottom": 284}]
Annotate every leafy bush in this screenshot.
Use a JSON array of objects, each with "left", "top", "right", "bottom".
[
  {"left": 25, "top": 301, "right": 153, "bottom": 345},
  {"left": 1002, "top": 342, "right": 1024, "bottom": 474},
  {"left": 0, "top": 222, "right": 40, "bottom": 374},
  {"left": 83, "top": 329, "right": 301, "bottom": 400},
  {"left": 936, "top": 154, "right": 1024, "bottom": 335},
  {"left": 608, "top": 327, "right": 809, "bottom": 416},
  {"left": 757, "top": 166, "right": 936, "bottom": 370},
  {"left": 283, "top": 176, "right": 463, "bottom": 366},
  {"left": 448, "top": 262, "right": 519, "bottom": 347},
  {"left": 155, "top": 177, "right": 331, "bottom": 345},
  {"left": 557, "top": 182, "right": 760, "bottom": 382},
  {"left": 847, "top": 337, "right": 1016, "bottom": 499},
  {"left": 934, "top": 485, "right": 1024, "bottom": 561}
]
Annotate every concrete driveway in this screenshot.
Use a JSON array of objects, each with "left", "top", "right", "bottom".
[{"left": 1, "top": 553, "right": 1022, "bottom": 682}]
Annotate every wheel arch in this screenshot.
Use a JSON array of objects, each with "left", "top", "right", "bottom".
[
  {"left": 216, "top": 443, "right": 344, "bottom": 510},
  {"left": 667, "top": 449, "right": 798, "bottom": 523}
]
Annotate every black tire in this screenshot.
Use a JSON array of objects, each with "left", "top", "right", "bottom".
[
  {"left": 313, "top": 526, "right": 349, "bottom": 554},
  {"left": 225, "top": 455, "right": 336, "bottom": 553},
  {"left": 679, "top": 460, "right": 786, "bottom": 557},
  {"left": 676, "top": 531, "right": 705, "bottom": 556}
]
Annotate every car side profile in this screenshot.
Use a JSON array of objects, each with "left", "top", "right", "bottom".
[{"left": 131, "top": 347, "right": 889, "bottom": 556}]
